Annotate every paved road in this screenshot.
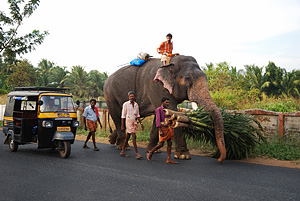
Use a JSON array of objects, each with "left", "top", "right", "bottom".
[{"left": 0, "top": 132, "right": 299, "bottom": 201}]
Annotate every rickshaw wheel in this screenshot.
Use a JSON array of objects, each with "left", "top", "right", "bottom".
[
  {"left": 8, "top": 135, "right": 18, "bottom": 152},
  {"left": 59, "top": 141, "right": 71, "bottom": 158}
]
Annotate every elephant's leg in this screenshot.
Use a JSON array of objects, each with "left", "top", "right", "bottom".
[
  {"left": 146, "top": 116, "right": 159, "bottom": 152},
  {"left": 173, "top": 128, "right": 191, "bottom": 160},
  {"left": 107, "top": 106, "right": 126, "bottom": 150}
]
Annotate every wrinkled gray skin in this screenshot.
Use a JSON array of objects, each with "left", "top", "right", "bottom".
[{"left": 104, "top": 55, "right": 226, "bottom": 162}]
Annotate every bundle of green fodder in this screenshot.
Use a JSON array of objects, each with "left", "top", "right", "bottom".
[{"left": 163, "top": 107, "right": 265, "bottom": 160}]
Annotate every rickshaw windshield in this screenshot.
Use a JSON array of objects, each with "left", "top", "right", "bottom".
[{"left": 39, "top": 95, "right": 76, "bottom": 113}]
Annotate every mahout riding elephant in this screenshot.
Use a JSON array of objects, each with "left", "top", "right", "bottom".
[{"left": 104, "top": 55, "right": 226, "bottom": 163}]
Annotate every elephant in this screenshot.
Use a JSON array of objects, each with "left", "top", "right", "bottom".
[{"left": 103, "top": 55, "right": 226, "bottom": 163}]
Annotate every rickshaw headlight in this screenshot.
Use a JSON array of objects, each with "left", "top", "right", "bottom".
[
  {"left": 73, "top": 121, "right": 80, "bottom": 127},
  {"left": 42, "top": 120, "right": 53, "bottom": 128}
]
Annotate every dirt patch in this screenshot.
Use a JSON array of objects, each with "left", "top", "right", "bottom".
[{"left": 76, "top": 135, "right": 300, "bottom": 169}]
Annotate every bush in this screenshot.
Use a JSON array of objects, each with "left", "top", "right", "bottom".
[
  {"left": 0, "top": 89, "right": 8, "bottom": 95},
  {"left": 254, "top": 135, "right": 300, "bottom": 160},
  {"left": 254, "top": 96, "right": 300, "bottom": 112}
]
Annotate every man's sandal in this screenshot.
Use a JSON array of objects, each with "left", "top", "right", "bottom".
[
  {"left": 166, "top": 160, "right": 178, "bottom": 164},
  {"left": 120, "top": 153, "right": 129, "bottom": 157},
  {"left": 136, "top": 154, "right": 143, "bottom": 160}
]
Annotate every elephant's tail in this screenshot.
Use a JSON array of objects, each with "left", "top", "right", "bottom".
[{"left": 108, "top": 111, "right": 112, "bottom": 133}]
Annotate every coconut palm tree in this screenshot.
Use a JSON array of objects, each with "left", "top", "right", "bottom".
[
  {"left": 37, "top": 59, "right": 54, "bottom": 86},
  {"left": 272, "top": 69, "right": 300, "bottom": 97},
  {"left": 63, "top": 66, "right": 88, "bottom": 98},
  {"left": 49, "top": 66, "right": 69, "bottom": 88},
  {"left": 244, "top": 65, "right": 270, "bottom": 96},
  {"left": 87, "top": 70, "right": 109, "bottom": 98}
]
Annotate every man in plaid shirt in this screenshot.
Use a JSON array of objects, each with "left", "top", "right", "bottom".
[
  {"left": 157, "top": 33, "right": 179, "bottom": 66},
  {"left": 120, "top": 91, "right": 144, "bottom": 159}
]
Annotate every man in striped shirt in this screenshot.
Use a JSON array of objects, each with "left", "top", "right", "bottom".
[{"left": 157, "top": 33, "right": 179, "bottom": 66}]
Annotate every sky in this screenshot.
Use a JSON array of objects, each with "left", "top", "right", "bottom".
[{"left": 1, "top": 0, "right": 300, "bottom": 75}]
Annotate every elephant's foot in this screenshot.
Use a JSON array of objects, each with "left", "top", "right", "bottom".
[
  {"left": 108, "top": 130, "right": 117, "bottom": 144},
  {"left": 174, "top": 151, "right": 191, "bottom": 160}
]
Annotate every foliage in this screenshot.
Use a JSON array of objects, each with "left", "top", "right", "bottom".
[
  {"left": 271, "top": 69, "right": 300, "bottom": 97},
  {"left": 0, "top": 94, "right": 8, "bottom": 104},
  {"left": 7, "top": 59, "right": 38, "bottom": 87},
  {"left": 48, "top": 66, "right": 69, "bottom": 88},
  {"left": 183, "top": 107, "right": 266, "bottom": 160},
  {"left": 254, "top": 135, "right": 300, "bottom": 160},
  {"left": 253, "top": 95, "right": 300, "bottom": 112},
  {"left": 0, "top": 0, "right": 49, "bottom": 62},
  {"left": 62, "top": 66, "right": 89, "bottom": 98},
  {"left": 0, "top": 89, "right": 8, "bottom": 95},
  {"left": 37, "top": 59, "right": 54, "bottom": 86}
]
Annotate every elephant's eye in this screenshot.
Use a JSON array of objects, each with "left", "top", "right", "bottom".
[
  {"left": 184, "top": 76, "right": 192, "bottom": 86},
  {"left": 185, "top": 76, "right": 191, "bottom": 81}
]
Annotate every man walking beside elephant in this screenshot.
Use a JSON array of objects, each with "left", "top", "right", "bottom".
[
  {"left": 157, "top": 33, "right": 179, "bottom": 66},
  {"left": 120, "top": 91, "right": 144, "bottom": 159},
  {"left": 147, "top": 97, "right": 178, "bottom": 164}
]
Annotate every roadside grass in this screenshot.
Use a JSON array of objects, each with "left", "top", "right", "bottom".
[
  {"left": 253, "top": 134, "right": 300, "bottom": 161},
  {"left": 0, "top": 95, "right": 7, "bottom": 105}
]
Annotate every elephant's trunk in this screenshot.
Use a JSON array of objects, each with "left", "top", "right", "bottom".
[{"left": 188, "top": 75, "right": 226, "bottom": 163}]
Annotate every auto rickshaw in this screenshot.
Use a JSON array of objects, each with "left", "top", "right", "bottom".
[{"left": 2, "top": 87, "right": 80, "bottom": 158}]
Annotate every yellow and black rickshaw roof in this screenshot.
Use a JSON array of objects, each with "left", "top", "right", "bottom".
[{"left": 8, "top": 87, "right": 71, "bottom": 97}]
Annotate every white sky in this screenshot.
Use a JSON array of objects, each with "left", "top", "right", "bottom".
[{"left": 1, "top": 0, "right": 300, "bottom": 75}]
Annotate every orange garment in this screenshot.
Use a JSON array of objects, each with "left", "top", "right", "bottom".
[
  {"left": 159, "top": 126, "right": 174, "bottom": 142},
  {"left": 87, "top": 119, "right": 97, "bottom": 132},
  {"left": 157, "top": 41, "right": 173, "bottom": 55}
]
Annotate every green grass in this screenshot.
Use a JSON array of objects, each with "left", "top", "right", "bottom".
[{"left": 253, "top": 134, "right": 300, "bottom": 160}]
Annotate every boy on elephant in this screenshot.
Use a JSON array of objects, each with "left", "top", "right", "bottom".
[
  {"left": 147, "top": 97, "right": 178, "bottom": 164},
  {"left": 157, "top": 33, "right": 179, "bottom": 66},
  {"left": 120, "top": 91, "right": 144, "bottom": 159}
]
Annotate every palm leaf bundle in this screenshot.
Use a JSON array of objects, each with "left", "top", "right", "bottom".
[{"left": 164, "top": 107, "right": 266, "bottom": 160}]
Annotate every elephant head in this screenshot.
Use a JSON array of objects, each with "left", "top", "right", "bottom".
[{"left": 153, "top": 56, "right": 226, "bottom": 163}]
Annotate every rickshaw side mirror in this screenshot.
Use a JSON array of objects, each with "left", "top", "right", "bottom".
[
  {"left": 76, "top": 100, "right": 80, "bottom": 105},
  {"left": 37, "top": 100, "right": 43, "bottom": 106}
]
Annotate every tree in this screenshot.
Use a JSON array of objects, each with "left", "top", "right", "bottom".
[
  {"left": 87, "top": 70, "right": 109, "bottom": 97},
  {"left": 264, "top": 61, "right": 284, "bottom": 96},
  {"left": 49, "top": 66, "right": 69, "bottom": 88},
  {"left": 244, "top": 65, "right": 270, "bottom": 99},
  {"left": 37, "top": 59, "right": 54, "bottom": 86},
  {"left": 63, "top": 66, "right": 88, "bottom": 98},
  {"left": 272, "top": 69, "right": 300, "bottom": 97},
  {"left": 7, "top": 59, "right": 37, "bottom": 87},
  {"left": 203, "top": 62, "right": 233, "bottom": 92},
  {"left": 0, "top": 0, "right": 49, "bottom": 63}
]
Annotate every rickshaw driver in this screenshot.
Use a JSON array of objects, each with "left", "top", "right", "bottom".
[{"left": 40, "top": 97, "right": 59, "bottom": 112}]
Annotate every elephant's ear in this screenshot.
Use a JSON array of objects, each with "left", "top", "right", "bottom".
[{"left": 153, "top": 67, "right": 175, "bottom": 94}]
